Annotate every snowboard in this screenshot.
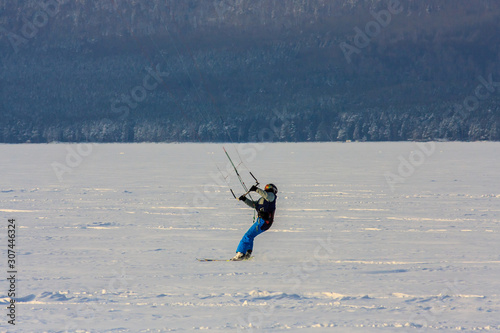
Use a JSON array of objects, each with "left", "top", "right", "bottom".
[{"left": 197, "top": 257, "right": 253, "bottom": 262}]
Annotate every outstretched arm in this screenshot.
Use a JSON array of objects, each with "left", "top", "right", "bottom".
[
  {"left": 255, "top": 188, "right": 275, "bottom": 202},
  {"left": 239, "top": 196, "right": 256, "bottom": 208},
  {"left": 239, "top": 186, "right": 275, "bottom": 207}
]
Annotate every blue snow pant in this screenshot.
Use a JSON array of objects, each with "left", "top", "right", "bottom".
[{"left": 236, "top": 218, "right": 269, "bottom": 254}]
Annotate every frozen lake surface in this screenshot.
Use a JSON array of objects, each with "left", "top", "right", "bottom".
[{"left": 0, "top": 142, "right": 499, "bottom": 332}]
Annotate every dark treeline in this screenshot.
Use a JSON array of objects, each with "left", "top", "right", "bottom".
[{"left": 1, "top": 0, "right": 500, "bottom": 143}]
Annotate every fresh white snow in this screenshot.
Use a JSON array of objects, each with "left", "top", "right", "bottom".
[{"left": 0, "top": 142, "right": 499, "bottom": 332}]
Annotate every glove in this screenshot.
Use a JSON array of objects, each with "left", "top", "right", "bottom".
[
  {"left": 249, "top": 185, "right": 258, "bottom": 192},
  {"left": 238, "top": 195, "right": 246, "bottom": 201}
]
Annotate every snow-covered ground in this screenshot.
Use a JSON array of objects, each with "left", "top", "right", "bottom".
[{"left": 1, "top": 142, "right": 499, "bottom": 332}]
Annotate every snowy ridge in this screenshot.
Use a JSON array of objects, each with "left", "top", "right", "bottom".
[
  {"left": 3, "top": 286, "right": 495, "bottom": 330},
  {"left": 2, "top": 289, "right": 488, "bottom": 304}
]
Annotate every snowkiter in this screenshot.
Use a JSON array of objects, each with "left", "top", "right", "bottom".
[{"left": 231, "top": 183, "right": 278, "bottom": 261}]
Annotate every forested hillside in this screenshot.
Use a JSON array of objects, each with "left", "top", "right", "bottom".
[{"left": 1, "top": 0, "right": 500, "bottom": 142}]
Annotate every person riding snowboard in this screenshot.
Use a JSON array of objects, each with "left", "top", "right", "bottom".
[{"left": 231, "top": 183, "right": 278, "bottom": 261}]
